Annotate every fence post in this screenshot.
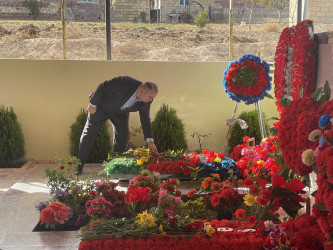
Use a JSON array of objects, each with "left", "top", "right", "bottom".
[
  {"left": 229, "top": 0, "right": 233, "bottom": 61},
  {"left": 105, "top": 0, "right": 111, "bottom": 60},
  {"left": 61, "top": 0, "right": 66, "bottom": 59}
]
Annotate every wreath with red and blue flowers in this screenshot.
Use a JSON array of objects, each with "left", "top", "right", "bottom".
[{"left": 222, "top": 54, "right": 272, "bottom": 105}]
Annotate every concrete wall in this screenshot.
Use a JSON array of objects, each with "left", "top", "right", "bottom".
[{"left": 0, "top": 59, "right": 278, "bottom": 161}]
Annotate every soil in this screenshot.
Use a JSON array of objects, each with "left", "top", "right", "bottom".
[{"left": 0, "top": 21, "right": 332, "bottom": 62}]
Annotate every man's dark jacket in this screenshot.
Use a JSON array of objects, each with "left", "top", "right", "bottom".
[{"left": 89, "top": 75, "right": 153, "bottom": 139}]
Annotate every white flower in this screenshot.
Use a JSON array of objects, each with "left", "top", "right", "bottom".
[
  {"left": 301, "top": 149, "right": 315, "bottom": 166},
  {"left": 309, "top": 129, "right": 322, "bottom": 142}
]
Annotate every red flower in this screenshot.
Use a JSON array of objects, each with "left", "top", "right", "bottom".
[
  {"left": 210, "top": 193, "right": 220, "bottom": 206},
  {"left": 175, "top": 189, "right": 182, "bottom": 197},
  {"left": 187, "top": 189, "right": 196, "bottom": 198},
  {"left": 60, "top": 165, "right": 64, "bottom": 170},
  {"left": 235, "top": 209, "right": 246, "bottom": 220},
  {"left": 40, "top": 202, "right": 70, "bottom": 225}
]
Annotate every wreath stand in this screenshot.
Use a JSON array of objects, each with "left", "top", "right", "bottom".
[{"left": 222, "top": 101, "right": 267, "bottom": 154}]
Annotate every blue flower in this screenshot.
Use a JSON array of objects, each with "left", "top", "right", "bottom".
[
  {"left": 197, "top": 157, "right": 240, "bottom": 180},
  {"left": 318, "top": 114, "right": 332, "bottom": 128}
]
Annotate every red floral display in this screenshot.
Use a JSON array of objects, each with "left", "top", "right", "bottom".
[
  {"left": 146, "top": 154, "right": 200, "bottom": 175},
  {"left": 274, "top": 19, "right": 317, "bottom": 114},
  {"left": 274, "top": 27, "right": 293, "bottom": 114},
  {"left": 278, "top": 98, "right": 333, "bottom": 176},
  {"left": 78, "top": 231, "right": 265, "bottom": 250}
]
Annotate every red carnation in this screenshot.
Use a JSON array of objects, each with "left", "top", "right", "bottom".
[{"left": 235, "top": 209, "right": 246, "bottom": 220}]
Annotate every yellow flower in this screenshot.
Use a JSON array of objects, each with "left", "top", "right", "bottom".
[
  {"left": 244, "top": 194, "right": 256, "bottom": 207},
  {"left": 214, "top": 157, "right": 222, "bottom": 163},
  {"left": 206, "top": 226, "right": 215, "bottom": 236},
  {"left": 137, "top": 159, "right": 144, "bottom": 165},
  {"left": 135, "top": 211, "right": 156, "bottom": 227},
  {"left": 256, "top": 160, "right": 265, "bottom": 166},
  {"left": 159, "top": 224, "right": 166, "bottom": 235},
  {"left": 204, "top": 222, "right": 211, "bottom": 227}
]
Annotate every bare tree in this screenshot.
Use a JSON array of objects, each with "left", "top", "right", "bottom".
[
  {"left": 263, "top": 0, "right": 289, "bottom": 23},
  {"left": 242, "top": 0, "right": 264, "bottom": 30}
]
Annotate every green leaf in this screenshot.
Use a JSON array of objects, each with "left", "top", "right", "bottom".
[
  {"left": 311, "top": 190, "right": 317, "bottom": 197},
  {"left": 279, "top": 98, "right": 291, "bottom": 107},
  {"left": 324, "top": 80, "right": 331, "bottom": 101},
  {"left": 271, "top": 187, "right": 299, "bottom": 200},
  {"left": 265, "top": 93, "right": 274, "bottom": 99},
  {"left": 328, "top": 230, "right": 333, "bottom": 243},
  {"left": 325, "top": 134, "right": 333, "bottom": 146},
  {"left": 311, "top": 87, "right": 322, "bottom": 101},
  {"left": 280, "top": 199, "right": 303, "bottom": 218},
  {"left": 278, "top": 164, "right": 290, "bottom": 181},
  {"left": 313, "top": 202, "right": 328, "bottom": 211}
]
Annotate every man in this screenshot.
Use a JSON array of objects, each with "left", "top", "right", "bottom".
[{"left": 77, "top": 75, "right": 158, "bottom": 175}]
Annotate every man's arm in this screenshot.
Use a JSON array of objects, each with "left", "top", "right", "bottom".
[{"left": 139, "top": 104, "right": 158, "bottom": 153}]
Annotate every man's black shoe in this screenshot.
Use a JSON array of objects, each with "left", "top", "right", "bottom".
[{"left": 76, "top": 164, "right": 83, "bottom": 176}]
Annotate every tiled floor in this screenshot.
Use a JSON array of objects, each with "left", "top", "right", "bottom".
[
  {"left": 0, "top": 161, "right": 107, "bottom": 250},
  {"left": 0, "top": 161, "right": 201, "bottom": 249}
]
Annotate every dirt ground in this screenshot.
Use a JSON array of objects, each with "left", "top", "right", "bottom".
[{"left": 0, "top": 21, "right": 332, "bottom": 62}]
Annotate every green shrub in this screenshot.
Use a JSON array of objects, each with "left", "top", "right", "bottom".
[
  {"left": 152, "top": 103, "right": 188, "bottom": 152},
  {"left": 227, "top": 109, "right": 269, "bottom": 155},
  {"left": 194, "top": 8, "right": 209, "bottom": 29},
  {"left": 69, "top": 108, "right": 111, "bottom": 163},
  {"left": 23, "top": 0, "right": 43, "bottom": 19},
  {"left": 0, "top": 106, "right": 25, "bottom": 168}
]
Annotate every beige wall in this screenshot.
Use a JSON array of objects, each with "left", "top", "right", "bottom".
[
  {"left": 289, "top": 0, "right": 333, "bottom": 25},
  {"left": 0, "top": 59, "right": 278, "bottom": 161}
]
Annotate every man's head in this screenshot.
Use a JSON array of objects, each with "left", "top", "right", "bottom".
[{"left": 137, "top": 81, "right": 158, "bottom": 103}]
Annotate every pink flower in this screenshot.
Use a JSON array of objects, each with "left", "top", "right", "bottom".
[
  {"left": 173, "top": 197, "right": 182, "bottom": 204},
  {"left": 159, "top": 189, "right": 167, "bottom": 198}
]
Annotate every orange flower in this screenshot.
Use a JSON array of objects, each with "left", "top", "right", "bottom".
[
  {"left": 201, "top": 182, "right": 209, "bottom": 190},
  {"left": 39, "top": 202, "right": 70, "bottom": 225},
  {"left": 39, "top": 206, "right": 55, "bottom": 224},
  {"left": 50, "top": 202, "right": 70, "bottom": 224}
]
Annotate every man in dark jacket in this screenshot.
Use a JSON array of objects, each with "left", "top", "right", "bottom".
[{"left": 77, "top": 75, "right": 158, "bottom": 175}]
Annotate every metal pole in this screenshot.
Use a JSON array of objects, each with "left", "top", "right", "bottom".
[
  {"left": 61, "top": 0, "right": 66, "bottom": 59},
  {"left": 229, "top": 0, "right": 233, "bottom": 61},
  {"left": 297, "top": 0, "right": 302, "bottom": 23},
  {"left": 105, "top": 0, "right": 111, "bottom": 60}
]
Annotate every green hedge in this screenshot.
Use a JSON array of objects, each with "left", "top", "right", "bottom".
[
  {"left": 0, "top": 106, "right": 25, "bottom": 168},
  {"left": 69, "top": 108, "right": 111, "bottom": 163},
  {"left": 152, "top": 103, "right": 188, "bottom": 152},
  {"left": 227, "top": 109, "right": 269, "bottom": 155}
]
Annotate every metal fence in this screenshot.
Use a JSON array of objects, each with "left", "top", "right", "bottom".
[{"left": 0, "top": 4, "right": 332, "bottom": 62}]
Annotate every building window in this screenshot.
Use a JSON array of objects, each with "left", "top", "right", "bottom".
[
  {"left": 179, "top": 0, "right": 189, "bottom": 6},
  {"left": 81, "top": 0, "right": 93, "bottom": 3}
]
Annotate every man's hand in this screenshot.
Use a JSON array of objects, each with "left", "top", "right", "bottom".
[
  {"left": 87, "top": 104, "right": 97, "bottom": 114},
  {"left": 148, "top": 142, "right": 158, "bottom": 154}
]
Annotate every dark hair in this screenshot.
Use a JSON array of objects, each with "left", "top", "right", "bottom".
[{"left": 144, "top": 81, "right": 158, "bottom": 93}]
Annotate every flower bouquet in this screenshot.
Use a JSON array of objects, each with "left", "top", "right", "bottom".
[{"left": 103, "top": 148, "right": 150, "bottom": 175}]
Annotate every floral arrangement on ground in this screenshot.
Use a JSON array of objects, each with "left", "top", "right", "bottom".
[{"left": 34, "top": 134, "right": 331, "bottom": 249}]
